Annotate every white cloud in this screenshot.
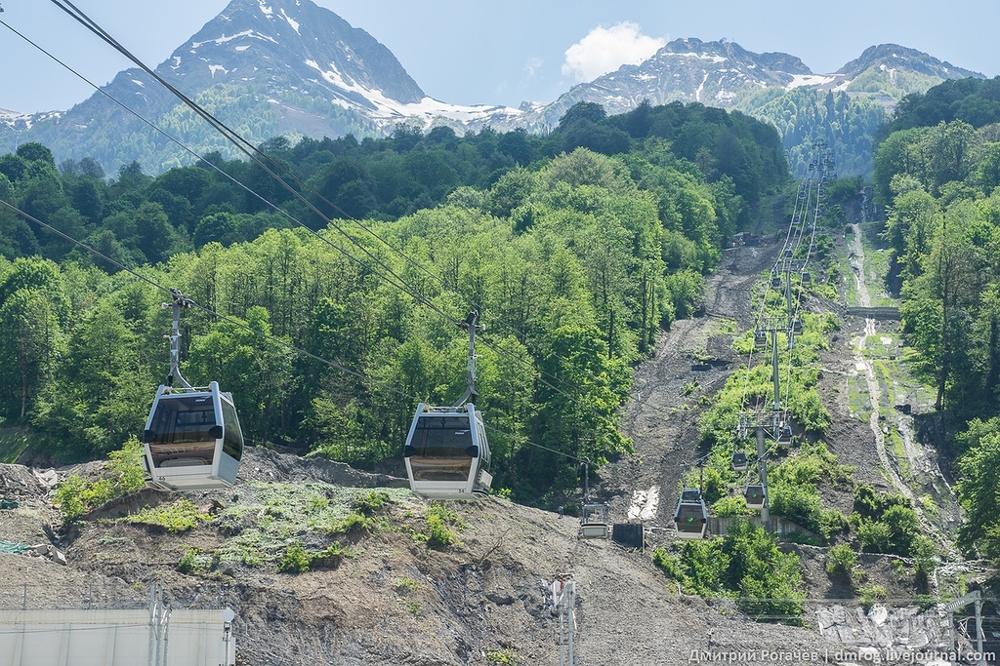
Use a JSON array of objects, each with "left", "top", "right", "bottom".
[
  {"left": 562, "top": 22, "right": 666, "bottom": 82},
  {"left": 524, "top": 57, "right": 544, "bottom": 77}
]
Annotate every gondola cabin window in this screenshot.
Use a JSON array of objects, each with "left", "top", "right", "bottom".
[
  {"left": 220, "top": 398, "right": 244, "bottom": 461},
  {"left": 145, "top": 395, "right": 219, "bottom": 467},
  {"left": 407, "top": 416, "right": 476, "bottom": 482}
]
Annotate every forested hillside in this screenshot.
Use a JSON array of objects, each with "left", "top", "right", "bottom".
[
  {"left": 872, "top": 76, "right": 1000, "bottom": 564},
  {"left": 0, "top": 101, "right": 788, "bottom": 506},
  {"left": 737, "top": 88, "right": 890, "bottom": 177}
]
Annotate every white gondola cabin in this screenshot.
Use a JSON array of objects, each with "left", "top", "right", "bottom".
[
  {"left": 403, "top": 403, "right": 493, "bottom": 499},
  {"left": 142, "top": 381, "right": 244, "bottom": 491},
  {"left": 578, "top": 503, "right": 610, "bottom": 539},
  {"left": 674, "top": 488, "right": 708, "bottom": 539}
]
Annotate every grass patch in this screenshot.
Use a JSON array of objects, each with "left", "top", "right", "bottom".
[
  {"left": 486, "top": 648, "right": 525, "bottom": 665},
  {"left": 0, "top": 428, "right": 29, "bottom": 464},
  {"left": 127, "top": 499, "right": 211, "bottom": 533},
  {"left": 415, "top": 503, "right": 465, "bottom": 549},
  {"left": 394, "top": 576, "right": 421, "bottom": 593},
  {"left": 847, "top": 374, "right": 872, "bottom": 422},
  {"left": 887, "top": 428, "right": 909, "bottom": 478},
  {"left": 177, "top": 546, "right": 213, "bottom": 574},
  {"left": 209, "top": 483, "right": 408, "bottom": 569}
]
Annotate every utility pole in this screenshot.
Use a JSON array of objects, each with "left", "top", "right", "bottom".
[
  {"left": 755, "top": 425, "right": 769, "bottom": 527},
  {"left": 455, "top": 311, "right": 485, "bottom": 406},
  {"left": 551, "top": 577, "right": 576, "bottom": 666}
]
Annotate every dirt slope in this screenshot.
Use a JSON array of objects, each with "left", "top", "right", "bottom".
[{"left": 0, "top": 451, "right": 847, "bottom": 666}]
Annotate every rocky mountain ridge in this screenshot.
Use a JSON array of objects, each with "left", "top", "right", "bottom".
[
  {"left": 539, "top": 38, "right": 983, "bottom": 123},
  {"left": 0, "top": 0, "right": 987, "bottom": 176}
]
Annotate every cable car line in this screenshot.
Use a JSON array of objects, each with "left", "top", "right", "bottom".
[
  {"left": 23, "top": 3, "right": 725, "bottom": 504},
  {"left": 0, "top": 195, "right": 620, "bottom": 499},
  {"left": 4, "top": 7, "right": 661, "bottom": 479},
  {"left": 677, "top": 143, "right": 836, "bottom": 538},
  {"left": 1, "top": 17, "right": 598, "bottom": 418},
  {"left": 3, "top": 22, "right": 625, "bottom": 475}
]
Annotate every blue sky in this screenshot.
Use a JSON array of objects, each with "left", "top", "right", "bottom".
[{"left": 1, "top": 0, "right": 998, "bottom": 113}]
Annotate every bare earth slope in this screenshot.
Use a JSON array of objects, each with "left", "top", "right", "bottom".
[{"left": 0, "top": 451, "right": 845, "bottom": 666}]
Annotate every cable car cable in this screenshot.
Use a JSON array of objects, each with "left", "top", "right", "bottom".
[
  {"left": 38, "top": 2, "right": 592, "bottom": 400},
  {"left": 0, "top": 18, "right": 596, "bottom": 417},
  {"left": 0, "top": 195, "right": 615, "bottom": 484},
  {"left": 2, "top": 23, "right": 611, "bottom": 452}
]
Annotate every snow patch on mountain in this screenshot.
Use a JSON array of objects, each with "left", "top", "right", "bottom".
[
  {"left": 302, "top": 57, "right": 520, "bottom": 126},
  {"left": 280, "top": 9, "right": 300, "bottom": 33},
  {"left": 671, "top": 52, "right": 728, "bottom": 64},
  {"left": 786, "top": 74, "right": 837, "bottom": 90},
  {"left": 191, "top": 29, "right": 257, "bottom": 49}
]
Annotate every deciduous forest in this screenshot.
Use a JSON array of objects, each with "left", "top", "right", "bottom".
[{"left": 0, "top": 101, "right": 788, "bottom": 504}]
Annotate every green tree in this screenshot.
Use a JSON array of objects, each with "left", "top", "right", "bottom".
[{"left": 0, "top": 289, "right": 61, "bottom": 420}]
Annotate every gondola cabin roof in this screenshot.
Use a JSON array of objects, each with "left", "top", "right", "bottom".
[
  {"left": 404, "top": 403, "right": 492, "bottom": 500},
  {"left": 142, "top": 382, "right": 243, "bottom": 491}
]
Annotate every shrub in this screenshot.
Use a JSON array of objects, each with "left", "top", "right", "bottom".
[
  {"left": 486, "top": 648, "right": 525, "bottom": 664},
  {"left": 278, "top": 542, "right": 312, "bottom": 573},
  {"left": 353, "top": 490, "right": 390, "bottom": 515},
  {"left": 653, "top": 520, "right": 806, "bottom": 624},
  {"left": 53, "top": 476, "right": 111, "bottom": 522},
  {"left": 177, "top": 546, "right": 201, "bottom": 573},
  {"left": 819, "top": 510, "right": 850, "bottom": 539},
  {"left": 825, "top": 544, "right": 858, "bottom": 582},
  {"left": 424, "top": 503, "right": 464, "bottom": 549},
  {"left": 712, "top": 495, "right": 754, "bottom": 517},
  {"left": 53, "top": 438, "right": 147, "bottom": 523},
  {"left": 856, "top": 517, "right": 892, "bottom": 553},
  {"left": 859, "top": 584, "right": 887, "bottom": 611},
  {"left": 769, "top": 483, "right": 823, "bottom": 535},
  {"left": 336, "top": 511, "right": 377, "bottom": 534}
]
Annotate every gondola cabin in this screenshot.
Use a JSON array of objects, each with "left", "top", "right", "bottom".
[
  {"left": 674, "top": 488, "right": 708, "bottom": 540},
  {"left": 578, "top": 503, "right": 610, "bottom": 539},
  {"left": 777, "top": 425, "right": 793, "bottom": 444},
  {"left": 142, "top": 382, "right": 244, "bottom": 491},
  {"left": 754, "top": 331, "right": 768, "bottom": 349},
  {"left": 403, "top": 403, "right": 493, "bottom": 499},
  {"left": 731, "top": 451, "right": 748, "bottom": 472},
  {"left": 744, "top": 484, "right": 766, "bottom": 510}
]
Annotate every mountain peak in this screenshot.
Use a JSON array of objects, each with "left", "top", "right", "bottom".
[
  {"left": 836, "top": 43, "right": 985, "bottom": 80},
  {"left": 171, "top": 0, "right": 425, "bottom": 105}
]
